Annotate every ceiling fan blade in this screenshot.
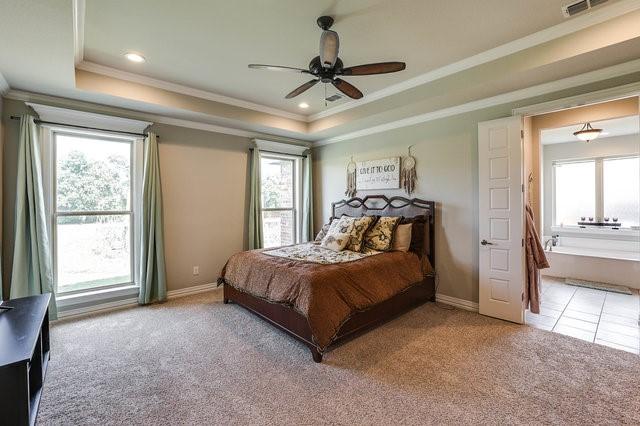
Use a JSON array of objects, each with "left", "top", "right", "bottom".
[
  {"left": 285, "top": 79, "right": 320, "bottom": 99},
  {"left": 340, "top": 62, "right": 406, "bottom": 76},
  {"left": 248, "top": 64, "right": 311, "bottom": 74},
  {"left": 332, "top": 78, "right": 363, "bottom": 99}
]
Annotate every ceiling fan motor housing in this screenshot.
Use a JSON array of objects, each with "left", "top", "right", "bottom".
[{"left": 320, "top": 30, "right": 340, "bottom": 69}]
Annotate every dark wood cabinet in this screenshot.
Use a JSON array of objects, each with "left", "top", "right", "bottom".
[{"left": 0, "top": 294, "right": 51, "bottom": 426}]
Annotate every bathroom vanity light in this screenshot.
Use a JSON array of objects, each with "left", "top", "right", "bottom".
[{"left": 573, "top": 122, "right": 602, "bottom": 142}]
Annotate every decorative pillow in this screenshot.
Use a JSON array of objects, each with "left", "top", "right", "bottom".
[
  {"left": 364, "top": 216, "right": 403, "bottom": 252},
  {"left": 392, "top": 224, "right": 412, "bottom": 252},
  {"left": 401, "top": 216, "right": 427, "bottom": 254},
  {"left": 345, "top": 215, "right": 376, "bottom": 252},
  {"left": 314, "top": 218, "right": 334, "bottom": 242},
  {"left": 326, "top": 215, "right": 375, "bottom": 252},
  {"left": 320, "top": 232, "right": 350, "bottom": 252}
]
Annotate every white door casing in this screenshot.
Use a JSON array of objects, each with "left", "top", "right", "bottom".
[{"left": 478, "top": 116, "right": 525, "bottom": 323}]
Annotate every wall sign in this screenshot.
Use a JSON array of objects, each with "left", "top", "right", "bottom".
[{"left": 356, "top": 157, "right": 400, "bottom": 190}]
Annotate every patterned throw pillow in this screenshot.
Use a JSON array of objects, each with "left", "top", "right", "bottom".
[
  {"left": 364, "top": 216, "right": 403, "bottom": 252},
  {"left": 320, "top": 232, "right": 350, "bottom": 252},
  {"left": 314, "top": 219, "right": 334, "bottom": 242},
  {"left": 329, "top": 216, "right": 375, "bottom": 252}
]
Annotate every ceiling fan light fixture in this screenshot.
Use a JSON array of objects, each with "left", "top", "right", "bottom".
[
  {"left": 319, "top": 30, "right": 339, "bottom": 69},
  {"left": 573, "top": 122, "right": 602, "bottom": 142}
]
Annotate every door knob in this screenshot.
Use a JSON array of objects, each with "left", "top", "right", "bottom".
[{"left": 481, "top": 239, "right": 494, "bottom": 246}]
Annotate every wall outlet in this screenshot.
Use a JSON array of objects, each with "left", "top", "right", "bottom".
[{"left": 193, "top": 266, "right": 199, "bottom": 275}]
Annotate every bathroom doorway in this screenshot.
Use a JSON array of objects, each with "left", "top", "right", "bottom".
[{"left": 523, "top": 97, "right": 640, "bottom": 354}]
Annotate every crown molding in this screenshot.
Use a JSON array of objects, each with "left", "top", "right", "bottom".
[
  {"left": 314, "top": 58, "right": 640, "bottom": 146},
  {"left": 76, "top": 61, "right": 309, "bottom": 123},
  {"left": 0, "top": 71, "right": 9, "bottom": 95},
  {"left": 308, "top": 0, "right": 640, "bottom": 121},
  {"left": 3, "top": 89, "right": 309, "bottom": 142},
  {"left": 72, "top": 0, "right": 85, "bottom": 65}
]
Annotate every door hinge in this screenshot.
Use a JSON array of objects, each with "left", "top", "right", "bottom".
[
  {"left": 522, "top": 184, "right": 525, "bottom": 193},
  {"left": 522, "top": 238, "right": 525, "bottom": 247},
  {"left": 521, "top": 129, "right": 524, "bottom": 139}
]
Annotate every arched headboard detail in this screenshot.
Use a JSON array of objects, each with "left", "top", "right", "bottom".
[{"left": 331, "top": 195, "right": 435, "bottom": 269}]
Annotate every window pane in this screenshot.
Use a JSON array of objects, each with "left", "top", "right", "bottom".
[
  {"left": 56, "top": 134, "right": 131, "bottom": 212},
  {"left": 262, "top": 210, "right": 294, "bottom": 248},
  {"left": 260, "top": 157, "right": 293, "bottom": 209},
  {"left": 604, "top": 157, "right": 640, "bottom": 227},
  {"left": 56, "top": 215, "right": 131, "bottom": 293},
  {"left": 554, "top": 161, "right": 595, "bottom": 226}
]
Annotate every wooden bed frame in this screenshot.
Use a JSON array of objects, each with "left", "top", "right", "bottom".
[{"left": 223, "top": 196, "right": 436, "bottom": 363}]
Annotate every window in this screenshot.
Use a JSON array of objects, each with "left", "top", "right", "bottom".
[
  {"left": 553, "top": 156, "right": 640, "bottom": 228},
  {"left": 260, "top": 155, "right": 300, "bottom": 248},
  {"left": 51, "top": 132, "right": 140, "bottom": 294},
  {"left": 554, "top": 160, "right": 596, "bottom": 226},
  {"left": 603, "top": 157, "right": 640, "bottom": 227}
]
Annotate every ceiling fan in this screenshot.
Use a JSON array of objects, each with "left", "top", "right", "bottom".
[{"left": 248, "top": 16, "right": 406, "bottom": 100}]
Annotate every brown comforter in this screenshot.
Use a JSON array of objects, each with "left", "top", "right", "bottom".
[{"left": 219, "top": 249, "right": 424, "bottom": 350}]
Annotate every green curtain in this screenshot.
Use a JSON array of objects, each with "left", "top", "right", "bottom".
[
  {"left": 139, "top": 132, "right": 167, "bottom": 304},
  {"left": 302, "top": 151, "right": 314, "bottom": 242},
  {"left": 10, "top": 115, "right": 57, "bottom": 319},
  {"left": 248, "top": 148, "right": 263, "bottom": 249}
]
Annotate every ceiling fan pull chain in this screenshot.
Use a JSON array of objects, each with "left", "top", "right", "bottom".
[{"left": 324, "top": 84, "right": 327, "bottom": 107}]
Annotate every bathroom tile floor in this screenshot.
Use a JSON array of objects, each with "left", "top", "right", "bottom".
[{"left": 526, "top": 276, "right": 640, "bottom": 354}]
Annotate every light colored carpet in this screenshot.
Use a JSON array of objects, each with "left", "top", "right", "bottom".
[{"left": 40, "top": 290, "right": 640, "bottom": 425}]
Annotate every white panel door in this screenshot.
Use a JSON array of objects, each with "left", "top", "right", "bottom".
[{"left": 478, "top": 116, "right": 525, "bottom": 323}]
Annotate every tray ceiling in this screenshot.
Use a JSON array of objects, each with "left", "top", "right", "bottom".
[{"left": 83, "top": 0, "right": 571, "bottom": 115}]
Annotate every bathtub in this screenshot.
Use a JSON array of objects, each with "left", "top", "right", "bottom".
[{"left": 542, "top": 235, "right": 640, "bottom": 289}]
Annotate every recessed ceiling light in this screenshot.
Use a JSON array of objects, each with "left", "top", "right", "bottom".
[
  {"left": 125, "top": 52, "right": 145, "bottom": 63},
  {"left": 298, "top": 102, "right": 309, "bottom": 109}
]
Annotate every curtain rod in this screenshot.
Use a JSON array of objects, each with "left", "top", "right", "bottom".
[
  {"left": 250, "top": 148, "right": 308, "bottom": 158},
  {"left": 9, "top": 115, "right": 155, "bottom": 138}
]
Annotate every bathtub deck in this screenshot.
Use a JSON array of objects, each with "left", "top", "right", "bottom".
[{"left": 527, "top": 276, "right": 640, "bottom": 354}]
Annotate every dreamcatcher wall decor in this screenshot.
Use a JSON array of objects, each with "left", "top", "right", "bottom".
[
  {"left": 345, "top": 156, "right": 357, "bottom": 197},
  {"left": 401, "top": 145, "right": 417, "bottom": 195}
]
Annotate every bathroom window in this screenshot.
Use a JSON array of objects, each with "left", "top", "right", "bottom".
[
  {"left": 553, "top": 155, "right": 640, "bottom": 228},
  {"left": 603, "top": 156, "right": 640, "bottom": 228},
  {"left": 553, "top": 160, "right": 596, "bottom": 227}
]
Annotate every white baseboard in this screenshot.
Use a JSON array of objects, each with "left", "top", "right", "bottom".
[
  {"left": 436, "top": 293, "right": 479, "bottom": 312},
  {"left": 56, "top": 283, "right": 219, "bottom": 321},
  {"left": 167, "top": 282, "right": 219, "bottom": 299}
]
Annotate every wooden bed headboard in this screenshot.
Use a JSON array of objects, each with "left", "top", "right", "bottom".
[{"left": 331, "top": 195, "right": 435, "bottom": 268}]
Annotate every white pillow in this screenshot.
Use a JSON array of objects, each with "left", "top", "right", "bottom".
[
  {"left": 392, "top": 224, "right": 412, "bottom": 252},
  {"left": 321, "top": 233, "right": 350, "bottom": 252}
]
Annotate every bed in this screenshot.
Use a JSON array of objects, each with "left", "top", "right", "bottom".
[{"left": 219, "top": 195, "right": 436, "bottom": 362}]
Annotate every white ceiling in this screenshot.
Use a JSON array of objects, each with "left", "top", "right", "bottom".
[
  {"left": 82, "top": 0, "right": 573, "bottom": 115},
  {"left": 541, "top": 115, "right": 640, "bottom": 144}
]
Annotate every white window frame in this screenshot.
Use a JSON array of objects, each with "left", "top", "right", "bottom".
[
  {"left": 40, "top": 125, "right": 144, "bottom": 302},
  {"left": 259, "top": 153, "right": 303, "bottom": 246},
  {"left": 552, "top": 154, "right": 640, "bottom": 233}
]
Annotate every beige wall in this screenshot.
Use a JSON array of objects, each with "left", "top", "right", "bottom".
[
  {"left": 314, "top": 105, "right": 517, "bottom": 304},
  {"left": 149, "top": 123, "right": 251, "bottom": 290},
  {"left": 1, "top": 98, "right": 253, "bottom": 296}
]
